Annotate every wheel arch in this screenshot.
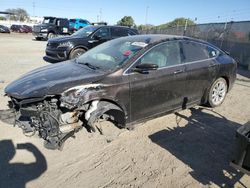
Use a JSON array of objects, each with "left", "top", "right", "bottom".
[
  {"left": 69, "top": 45, "right": 88, "bottom": 58},
  {"left": 221, "top": 76, "right": 230, "bottom": 92},
  {"left": 70, "top": 45, "right": 88, "bottom": 53},
  {"left": 84, "top": 98, "right": 127, "bottom": 128},
  {"left": 47, "top": 30, "right": 55, "bottom": 34}
]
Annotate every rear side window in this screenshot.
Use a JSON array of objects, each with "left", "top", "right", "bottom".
[
  {"left": 111, "top": 27, "right": 130, "bottom": 37},
  {"left": 182, "top": 41, "right": 211, "bottom": 62},
  {"left": 207, "top": 45, "right": 219, "bottom": 58},
  {"left": 80, "top": 20, "right": 88, "bottom": 24},
  {"left": 94, "top": 27, "right": 110, "bottom": 38},
  {"left": 127, "top": 29, "right": 137, "bottom": 36}
]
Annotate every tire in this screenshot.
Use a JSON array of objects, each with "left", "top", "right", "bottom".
[
  {"left": 69, "top": 48, "right": 86, "bottom": 59},
  {"left": 208, "top": 77, "right": 228, "bottom": 107},
  {"left": 35, "top": 37, "right": 41, "bottom": 41},
  {"left": 47, "top": 32, "right": 56, "bottom": 39}
]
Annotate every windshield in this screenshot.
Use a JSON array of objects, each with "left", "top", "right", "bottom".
[
  {"left": 77, "top": 37, "right": 147, "bottom": 71},
  {"left": 43, "top": 18, "right": 55, "bottom": 24},
  {"left": 72, "top": 26, "right": 98, "bottom": 37}
]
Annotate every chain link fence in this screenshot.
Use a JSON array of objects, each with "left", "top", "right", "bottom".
[{"left": 140, "top": 21, "right": 250, "bottom": 69}]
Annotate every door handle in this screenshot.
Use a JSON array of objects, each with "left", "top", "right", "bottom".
[
  {"left": 209, "top": 63, "right": 216, "bottom": 67},
  {"left": 174, "top": 70, "right": 184, "bottom": 74}
]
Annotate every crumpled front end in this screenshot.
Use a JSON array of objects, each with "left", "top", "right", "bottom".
[
  {"left": 6, "top": 82, "right": 125, "bottom": 150},
  {"left": 9, "top": 96, "right": 83, "bottom": 150}
]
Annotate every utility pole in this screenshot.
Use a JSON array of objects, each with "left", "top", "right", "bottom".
[
  {"left": 32, "top": 1, "right": 35, "bottom": 16},
  {"left": 183, "top": 19, "right": 188, "bottom": 36},
  {"left": 99, "top": 8, "right": 102, "bottom": 22},
  {"left": 145, "top": 6, "right": 149, "bottom": 26}
]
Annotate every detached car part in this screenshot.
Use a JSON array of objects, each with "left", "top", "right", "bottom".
[{"left": 231, "top": 122, "right": 250, "bottom": 175}]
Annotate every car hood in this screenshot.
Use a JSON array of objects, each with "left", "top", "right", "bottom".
[{"left": 5, "top": 61, "right": 106, "bottom": 99}]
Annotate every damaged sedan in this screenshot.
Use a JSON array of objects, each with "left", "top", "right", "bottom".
[{"left": 5, "top": 35, "right": 237, "bottom": 149}]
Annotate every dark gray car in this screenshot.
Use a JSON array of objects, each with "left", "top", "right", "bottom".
[{"left": 5, "top": 35, "right": 237, "bottom": 149}]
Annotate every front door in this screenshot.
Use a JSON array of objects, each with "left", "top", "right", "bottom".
[{"left": 128, "top": 41, "right": 188, "bottom": 122}]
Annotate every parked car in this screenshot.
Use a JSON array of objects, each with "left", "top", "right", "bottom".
[
  {"left": 22, "top": 25, "right": 32, "bottom": 33},
  {"left": 69, "top": 18, "right": 91, "bottom": 31},
  {"left": 10, "top": 25, "right": 24, "bottom": 33},
  {"left": 44, "top": 25, "right": 139, "bottom": 62},
  {"left": 33, "top": 16, "right": 69, "bottom": 40},
  {"left": 5, "top": 35, "right": 236, "bottom": 149},
  {"left": 0, "top": 25, "right": 10, "bottom": 33}
]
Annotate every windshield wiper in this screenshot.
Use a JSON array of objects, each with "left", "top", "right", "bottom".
[
  {"left": 74, "top": 59, "right": 100, "bottom": 70},
  {"left": 82, "top": 62, "right": 100, "bottom": 70}
]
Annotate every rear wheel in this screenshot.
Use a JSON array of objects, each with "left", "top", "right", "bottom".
[
  {"left": 208, "top": 77, "right": 228, "bottom": 107},
  {"left": 69, "top": 48, "right": 86, "bottom": 59}
]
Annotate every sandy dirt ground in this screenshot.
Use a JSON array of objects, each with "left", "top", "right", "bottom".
[{"left": 0, "top": 33, "right": 249, "bottom": 188}]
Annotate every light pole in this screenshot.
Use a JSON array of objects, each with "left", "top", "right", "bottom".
[{"left": 145, "top": 6, "right": 149, "bottom": 26}]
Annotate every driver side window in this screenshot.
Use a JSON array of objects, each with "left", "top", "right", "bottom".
[
  {"left": 93, "top": 27, "right": 110, "bottom": 38},
  {"left": 138, "top": 41, "right": 182, "bottom": 68}
]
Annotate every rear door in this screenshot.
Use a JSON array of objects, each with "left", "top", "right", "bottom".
[
  {"left": 128, "top": 41, "right": 188, "bottom": 122},
  {"left": 181, "top": 40, "right": 220, "bottom": 104}
]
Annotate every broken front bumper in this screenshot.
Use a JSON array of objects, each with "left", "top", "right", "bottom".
[{"left": 231, "top": 122, "right": 250, "bottom": 175}]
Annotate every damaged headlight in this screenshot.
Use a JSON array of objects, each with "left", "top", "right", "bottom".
[
  {"left": 60, "top": 91, "right": 82, "bottom": 108},
  {"left": 60, "top": 84, "right": 102, "bottom": 108},
  {"left": 58, "top": 41, "right": 73, "bottom": 48}
]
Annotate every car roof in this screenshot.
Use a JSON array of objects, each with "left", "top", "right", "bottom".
[
  {"left": 120, "top": 34, "right": 212, "bottom": 46},
  {"left": 92, "top": 25, "right": 136, "bottom": 29}
]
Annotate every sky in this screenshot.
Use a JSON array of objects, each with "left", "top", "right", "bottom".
[{"left": 1, "top": 0, "right": 250, "bottom": 25}]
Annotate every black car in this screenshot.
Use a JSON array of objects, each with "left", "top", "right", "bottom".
[
  {"left": 44, "top": 25, "right": 139, "bottom": 62},
  {"left": 0, "top": 25, "right": 10, "bottom": 33},
  {"left": 33, "top": 16, "right": 70, "bottom": 40},
  {"left": 5, "top": 35, "right": 236, "bottom": 149}
]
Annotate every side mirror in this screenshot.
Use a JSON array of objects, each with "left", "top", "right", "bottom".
[
  {"left": 133, "top": 63, "right": 158, "bottom": 74},
  {"left": 93, "top": 35, "right": 102, "bottom": 40}
]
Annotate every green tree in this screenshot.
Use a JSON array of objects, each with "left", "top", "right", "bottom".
[
  {"left": 137, "top": 24, "right": 154, "bottom": 30},
  {"left": 117, "top": 16, "right": 135, "bottom": 27},
  {"left": 0, "top": 16, "right": 6, "bottom": 20},
  {"left": 5, "top": 8, "right": 29, "bottom": 21},
  {"left": 155, "top": 17, "right": 196, "bottom": 30}
]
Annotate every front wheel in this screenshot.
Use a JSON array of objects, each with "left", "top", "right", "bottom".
[
  {"left": 208, "top": 78, "right": 228, "bottom": 107},
  {"left": 47, "top": 32, "right": 56, "bottom": 39},
  {"left": 69, "top": 48, "right": 86, "bottom": 59}
]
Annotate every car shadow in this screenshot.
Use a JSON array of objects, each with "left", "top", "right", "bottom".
[
  {"left": 31, "top": 38, "right": 47, "bottom": 42},
  {"left": 43, "top": 56, "right": 61, "bottom": 64},
  {"left": 149, "top": 107, "right": 247, "bottom": 187},
  {"left": 0, "top": 140, "right": 47, "bottom": 188}
]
